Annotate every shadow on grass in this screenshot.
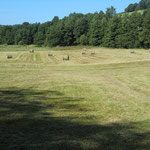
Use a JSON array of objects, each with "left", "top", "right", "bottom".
[{"left": 0, "top": 87, "right": 150, "bottom": 150}]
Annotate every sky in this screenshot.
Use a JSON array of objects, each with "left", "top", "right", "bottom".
[{"left": 0, "top": 0, "right": 141, "bottom": 25}]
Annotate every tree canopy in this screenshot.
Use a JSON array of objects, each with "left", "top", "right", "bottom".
[
  {"left": 0, "top": 4, "right": 150, "bottom": 49},
  {"left": 125, "top": 0, "right": 150, "bottom": 12}
]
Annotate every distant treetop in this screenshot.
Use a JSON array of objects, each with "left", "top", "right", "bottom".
[{"left": 125, "top": 0, "right": 150, "bottom": 12}]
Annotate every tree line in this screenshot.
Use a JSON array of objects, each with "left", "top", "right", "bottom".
[
  {"left": 125, "top": 0, "right": 150, "bottom": 12},
  {"left": 0, "top": 4, "right": 150, "bottom": 49}
]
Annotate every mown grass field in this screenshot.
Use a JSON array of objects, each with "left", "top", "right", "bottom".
[{"left": 0, "top": 46, "right": 150, "bottom": 150}]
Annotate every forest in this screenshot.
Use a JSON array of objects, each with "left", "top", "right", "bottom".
[
  {"left": 125, "top": 0, "right": 150, "bottom": 12},
  {"left": 0, "top": 0, "right": 150, "bottom": 49}
]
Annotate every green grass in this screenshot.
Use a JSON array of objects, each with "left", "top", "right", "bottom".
[
  {"left": 119, "top": 9, "right": 145, "bottom": 17},
  {"left": 0, "top": 46, "right": 150, "bottom": 149},
  {"left": 0, "top": 45, "right": 95, "bottom": 52}
]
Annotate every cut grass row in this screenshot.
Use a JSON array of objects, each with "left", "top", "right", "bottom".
[{"left": 0, "top": 47, "right": 150, "bottom": 65}]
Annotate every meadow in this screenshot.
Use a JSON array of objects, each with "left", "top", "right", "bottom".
[{"left": 0, "top": 45, "right": 150, "bottom": 149}]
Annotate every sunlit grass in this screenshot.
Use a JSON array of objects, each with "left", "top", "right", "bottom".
[{"left": 0, "top": 46, "right": 150, "bottom": 149}]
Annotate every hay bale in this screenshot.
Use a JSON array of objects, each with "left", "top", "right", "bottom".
[
  {"left": 30, "top": 49, "right": 34, "bottom": 53},
  {"left": 83, "top": 48, "right": 87, "bottom": 51},
  {"left": 82, "top": 51, "right": 86, "bottom": 55},
  {"left": 48, "top": 52, "right": 53, "bottom": 56},
  {"left": 63, "top": 55, "right": 69, "bottom": 60},
  {"left": 130, "top": 50, "right": 135, "bottom": 54},
  {"left": 7, "top": 54, "right": 13, "bottom": 59},
  {"left": 91, "top": 50, "right": 95, "bottom": 55}
]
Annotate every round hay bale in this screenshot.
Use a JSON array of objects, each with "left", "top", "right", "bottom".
[
  {"left": 48, "top": 52, "right": 53, "bottom": 56},
  {"left": 7, "top": 54, "right": 13, "bottom": 59},
  {"left": 63, "top": 55, "right": 69, "bottom": 61},
  {"left": 130, "top": 50, "right": 135, "bottom": 54},
  {"left": 30, "top": 49, "right": 34, "bottom": 53},
  {"left": 82, "top": 51, "right": 86, "bottom": 55},
  {"left": 91, "top": 51, "right": 95, "bottom": 55},
  {"left": 83, "top": 48, "right": 87, "bottom": 51}
]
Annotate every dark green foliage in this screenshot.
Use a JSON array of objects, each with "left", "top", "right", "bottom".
[
  {"left": 3, "top": 26, "right": 15, "bottom": 45},
  {"left": 0, "top": 4, "right": 150, "bottom": 49},
  {"left": 139, "top": 9, "right": 150, "bottom": 48},
  {"left": 106, "top": 6, "right": 116, "bottom": 18},
  {"left": 45, "top": 21, "right": 64, "bottom": 47},
  {"left": 52, "top": 16, "right": 59, "bottom": 24},
  {"left": 89, "top": 12, "right": 106, "bottom": 46},
  {"left": 139, "top": 0, "right": 150, "bottom": 9},
  {"left": 62, "top": 13, "right": 80, "bottom": 46},
  {"left": 73, "top": 16, "right": 88, "bottom": 44},
  {"left": 103, "top": 16, "right": 121, "bottom": 48},
  {"left": 80, "top": 34, "right": 88, "bottom": 45},
  {"left": 34, "top": 32, "right": 45, "bottom": 46},
  {"left": 125, "top": 0, "right": 150, "bottom": 12},
  {"left": 125, "top": 3, "right": 138, "bottom": 12},
  {"left": 116, "top": 12, "right": 143, "bottom": 48}
]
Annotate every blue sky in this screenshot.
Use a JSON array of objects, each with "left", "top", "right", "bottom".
[{"left": 0, "top": 0, "right": 140, "bottom": 25}]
